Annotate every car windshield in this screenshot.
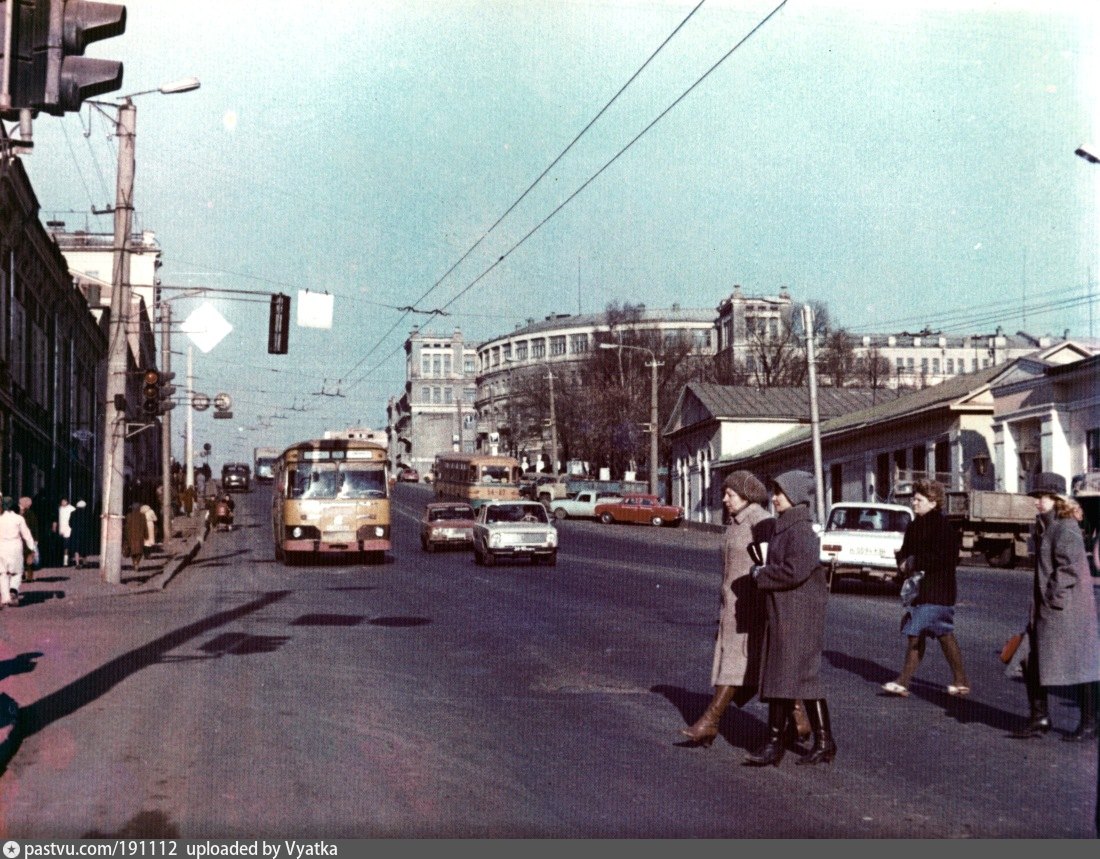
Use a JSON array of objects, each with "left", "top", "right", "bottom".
[
  {"left": 485, "top": 504, "right": 549, "bottom": 524},
  {"left": 827, "top": 507, "right": 910, "bottom": 533},
  {"left": 430, "top": 506, "right": 474, "bottom": 522}
]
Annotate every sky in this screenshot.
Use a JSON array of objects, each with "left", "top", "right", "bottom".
[{"left": 12, "top": 0, "right": 1100, "bottom": 467}]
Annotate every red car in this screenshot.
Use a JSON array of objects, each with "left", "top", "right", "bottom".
[
  {"left": 594, "top": 493, "right": 683, "bottom": 527},
  {"left": 398, "top": 467, "right": 420, "bottom": 483}
]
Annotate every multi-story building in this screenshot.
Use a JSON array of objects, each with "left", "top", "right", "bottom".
[{"left": 387, "top": 327, "right": 479, "bottom": 476}]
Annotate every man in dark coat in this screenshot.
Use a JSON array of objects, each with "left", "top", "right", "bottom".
[{"left": 745, "top": 470, "right": 835, "bottom": 767}]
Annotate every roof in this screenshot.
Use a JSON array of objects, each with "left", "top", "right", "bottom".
[
  {"left": 498, "top": 306, "right": 714, "bottom": 339},
  {"left": 684, "top": 383, "right": 882, "bottom": 422}
]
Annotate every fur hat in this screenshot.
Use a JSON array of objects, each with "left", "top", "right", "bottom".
[
  {"left": 1027, "top": 472, "right": 1066, "bottom": 498},
  {"left": 771, "top": 470, "right": 816, "bottom": 508},
  {"left": 722, "top": 470, "right": 768, "bottom": 507}
]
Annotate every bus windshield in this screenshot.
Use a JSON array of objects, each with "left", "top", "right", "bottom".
[
  {"left": 289, "top": 462, "right": 387, "bottom": 499},
  {"left": 478, "top": 464, "right": 518, "bottom": 484}
]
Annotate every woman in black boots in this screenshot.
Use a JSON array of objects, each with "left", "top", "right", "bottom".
[{"left": 744, "top": 470, "right": 835, "bottom": 767}]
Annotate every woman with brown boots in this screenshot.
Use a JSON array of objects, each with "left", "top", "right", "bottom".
[{"left": 680, "top": 471, "right": 811, "bottom": 747}]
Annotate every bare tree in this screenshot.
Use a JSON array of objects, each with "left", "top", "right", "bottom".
[{"left": 818, "top": 329, "right": 857, "bottom": 387}]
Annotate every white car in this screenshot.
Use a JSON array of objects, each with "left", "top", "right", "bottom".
[
  {"left": 549, "top": 490, "right": 623, "bottom": 520},
  {"left": 819, "top": 502, "right": 913, "bottom": 590},
  {"left": 472, "top": 500, "right": 558, "bottom": 566}
]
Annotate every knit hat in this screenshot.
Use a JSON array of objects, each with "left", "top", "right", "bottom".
[
  {"left": 1027, "top": 472, "right": 1066, "bottom": 498},
  {"left": 1, "top": 497, "right": 14, "bottom": 512},
  {"left": 771, "top": 470, "right": 816, "bottom": 508},
  {"left": 722, "top": 470, "right": 768, "bottom": 507}
]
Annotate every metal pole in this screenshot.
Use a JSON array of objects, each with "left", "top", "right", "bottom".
[
  {"left": 648, "top": 357, "right": 659, "bottom": 497},
  {"left": 100, "top": 98, "right": 135, "bottom": 585},
  {"left": 547, "top": 369, "right": 558, "bottom": 475},
  {"left": 802, "top": 304, "right": 826, "bottom": 524},
  {"left": 185, "top": 344, "right": 194, "bottom": 489},
  {"left": 159, "top": 302, "right": 172, "bottom": 545}
]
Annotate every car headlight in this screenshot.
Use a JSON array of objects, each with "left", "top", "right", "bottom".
[{"left": 489, "top": 533, "right": 502, "bottom": 548}]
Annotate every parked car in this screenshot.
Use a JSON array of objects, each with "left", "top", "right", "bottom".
[
  {"left": 819, "top": 502, "right": 913, "bottom": 590},
  {"left": 594, "top": 494, "right": 683, "bottom": 527},
  {"left": 549, "top": 490, "right": 623, "bottom": 520},
  {"left": 472, "top": 500, "right": 558, "bottom": 566},
  {"left": 221, "top": 462, "right": 251, "bottom": 493},
  {"left": 420, "top": 502, "right": 476, "bottom": 552},
  {"left": 398, "top": 467, "right": 420, "bottom": 483}
]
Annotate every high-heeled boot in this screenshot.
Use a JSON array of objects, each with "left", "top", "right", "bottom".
[
  {"left": 1062, "top": 682, "right": 1098, "bottom": 743},
  {"left": 679, "top": 685, "right": 737, "bottom": 747},
  {"left": 797, "top": 699, "right": 837, "bottom": 765},
  {"left": 743, "top": 699, "right": 791, "bottom": 767},
  {"left": 791, "top": 699, "right": 811, "bottom": 741}
]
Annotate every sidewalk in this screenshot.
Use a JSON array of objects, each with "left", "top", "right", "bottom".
[{"left": 0, "top": 509, "right": 211, "bottom": 765}]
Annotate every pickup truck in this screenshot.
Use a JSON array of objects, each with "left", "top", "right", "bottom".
[{"left": 548, "top": 490, "right": 623, "bottom": 520}]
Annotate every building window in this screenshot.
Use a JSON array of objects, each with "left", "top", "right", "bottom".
[
  {"left": 921, "top": 358, "right": 929, "bottom": 372},
  {"left": 432, "top": 356, "right": 442, "bottom": 375},
  {"left": 502, "top": 344, "right": 512, "bottom": 361},
  {"left": 550, "top": 336, "right": 566, "bottom": 356},
  {"left": 1088, "top": 428, "right": 1100, "bottom": 469},
  {"left": 444, "top": 387, "right": 452, "bottom": 404},
  {"left": 907, "top": 358, "right": 915, "bottom": 371},
  {"left": 531, "top": 339, "right": 546, "bottom": 358},
  {"left": 464, "top": 357, "right": 475, "bottom": 373},
  {"left": 896, "top": 358, "right": 905, "bottom": 372},
  {"left": 693, "top": 329, "right": 711, "bottom": 350},
  {"left": 432, "top": 387, "right": 441, "bottom": 404},
  {"left": 932, "top": 358, "right": 940, "bottom": 373},
  {"left": 444, "top": 354, "right": 452, "bottom": 375},
  {"left": 464, "top": 387, "right": 477, "bottom": 401},
  {"left": 946, "top": 358, "right": 954, "bottom": 374},
  {"left": 570, "top": 334, "right": 588, "bottom": 354},
  {"left": 421, "top": 356, "right": 431, "bottom": 376},
  {"left": 421, "top": 386, "right": 430, "bottom": 402},
  {"left": 516, "top": 342, "right": 528, "bottom": 361}
]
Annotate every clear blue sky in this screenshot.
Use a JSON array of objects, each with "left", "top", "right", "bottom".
[{"left": 15, "top": 0, "right": 1099, "bottom": 466}]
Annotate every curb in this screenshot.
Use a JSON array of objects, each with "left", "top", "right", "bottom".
[{"left": 147, "top": 512, "right": 210, "bottom": 591}]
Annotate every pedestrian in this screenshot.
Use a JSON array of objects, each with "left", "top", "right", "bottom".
[
  {"left": 679, "top": 471, "right": 774, "bottom": 746},
  {"left": 1011, "top": 472, "right": 1100, "bottom": 741},
  {"left": 744, "top": 470, "right": 835, "bottom": 767},
  {"left": 182, "top": 484, "right": 195, "bottom": 517},
  {"left": 195, "top": 471, "right": 207, "bottom": 503},
  {"left": 881, "top": 479, "right": 970, "bottom": 699},
  {"left": 18, "top": 496, "right": 39, "bottom": 582},
  {"left": 0, "top": 496, "right": 38, "bottom": 608},
  {"left": 139, "top": 504, "right": 158, "bottom": 553},
  {"left": 68, "top": 499, "right": 93, "bottom": 569},
  {"left": 53, "top": 497, "right": 74, "bottom": 566},
  {"left": 124, "top": 502, "right": 147, "bottom": 571}
]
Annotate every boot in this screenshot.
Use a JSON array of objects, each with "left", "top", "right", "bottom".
[
  {"left": 797, "top": 699, "right": 838, "bottom": 765},
  {"left": 791, "top": 699, "right": 812, "bottom": 741},
  {"left": 1010, "top": 698, "right": 1051, "bottom": 739},
  {"left": 679, "top": 685, "right": 737, "bottom": 747},
  {"left": 1062, "top": 683, "right": 1098, "bottom": 743},
  {"left": 743, "top": 699, "right": 791, "bottom": 767}
]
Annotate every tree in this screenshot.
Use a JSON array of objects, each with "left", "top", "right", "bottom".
[{"left": 818, "top": 329, "right": 857, "bottom": 387}]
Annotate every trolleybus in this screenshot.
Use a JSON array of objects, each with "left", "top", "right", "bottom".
[
  {"left": 271, "top": 437, "right": 391, "bottom": 564},
  {"left": 432, "top": 452, "right": 522, "bottom": 509}
]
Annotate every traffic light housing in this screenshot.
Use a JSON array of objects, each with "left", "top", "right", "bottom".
[
  {"left": 3, "top": 0, "right": 126, "bottom": 117},
  {"left": 140, "top": 368, "right": 174, "bottom": 415},
  {"left": 268, "top": 292, "right": 290, "bottom": 354}
]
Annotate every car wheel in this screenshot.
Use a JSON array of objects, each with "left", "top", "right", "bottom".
[
  {"left": 600, "top": 512, "right": 614, "bottom": 524},
  {"left": 650, "top": 515, "right": 664, "bottom": 527},
  {"left": 554, "top": 508, "right": 568, "bottom": 520}
]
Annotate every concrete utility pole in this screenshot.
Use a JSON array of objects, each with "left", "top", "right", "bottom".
[
  {"left": 160, "top": 302, "right": 172, "bottom": 546},
  {"left": 802, "top": 303, "right": 826, "bottom": 524},
  {"left": 547, "top": 369, "right": 558, "bottom": 475},
  {"left": 99, "top": 98, "right": 136, "bottom": 585}
]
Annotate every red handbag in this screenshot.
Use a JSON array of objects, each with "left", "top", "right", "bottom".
[{"left": 1000, "top": 632, "right": 1025, "bottom": 664}]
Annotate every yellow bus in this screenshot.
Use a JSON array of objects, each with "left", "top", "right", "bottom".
[
  {"left": 271, "top": 437, "right": 391, "bottom": 564},
  {"left": 433, "top": 452, "right": 522, "bottom": 509}
]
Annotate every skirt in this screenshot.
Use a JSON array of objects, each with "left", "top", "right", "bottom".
[{"left": 901, "top": 603, "right": 955, "bottom": 638}]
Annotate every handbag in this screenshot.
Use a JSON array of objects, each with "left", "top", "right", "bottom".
[
  {"left": 899, "top": 569, "right": 924, "bottom": 607},
  {"left": 1000, "top": 632, "right": 1025, "bottom": 665}
]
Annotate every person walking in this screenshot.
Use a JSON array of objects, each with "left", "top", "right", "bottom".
[
  {"left": 139, "top": 504, "right": 158, "bottom": 554},
  {"left": 881, "top": 479, "right": 970, "bottom": 699},
  {"left": 744, "top": 470, "right": 835, "bottom": 767},
  {"left": 53, "top": 497, "right": 74, "bottom": 566},
  {"left": 1011, "top": 472, "right": 1100, "bottom": 741},
  {"left": 18, "top": 496, "right": 39, "bottom": 582},
  {"left": 124, "top": 503, "right": 147, "bottom": 571},
  {"left": 0, "top": 496, "right": 38, "bottom": 608},
  {"left": 68, "top": 500, "right": 93, "bottom": 569},
  {"left": 679, "top": 471, "right": 773, "bottom": 746}
]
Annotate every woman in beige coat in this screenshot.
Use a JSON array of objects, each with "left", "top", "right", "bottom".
[{"left": 680, "top": 471, "right": 784, "bottom": 746}]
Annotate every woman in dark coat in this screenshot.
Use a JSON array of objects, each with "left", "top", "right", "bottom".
[
  {"left": 68, "top": 500, "right": 93, "bottom": 569},
  {"left": 881, "top": 479, "right": 969, "bottom": 697},
  {"left": 745, "top": 470, "right": 834, "bottom": 767},
  {"left": 1012, "top": 472, "right": 1100, "bottom": 741}
]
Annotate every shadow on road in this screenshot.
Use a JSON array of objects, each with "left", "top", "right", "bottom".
[{"left": 651, "top": 684, "right": 765, "bottom": 751}]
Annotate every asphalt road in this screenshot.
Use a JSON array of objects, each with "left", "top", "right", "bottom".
[{"left": 0, "top": 483, "right": 1096, "bottom": 838}]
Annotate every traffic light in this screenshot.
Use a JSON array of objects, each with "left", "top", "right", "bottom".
[
  {"left": 3, "top": 0, "right": 126, "bottom": 116},
  {"left": 157, "top": 370, "right": 176, "bottom": 414},
  {"left": 141, "top": 368, "right": 160, "bottom": 415},
  {"left": 268, "top": 292, "right": 290, "bottom": 354}
]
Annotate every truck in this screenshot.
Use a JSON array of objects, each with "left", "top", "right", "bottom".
[
  {"left": 548, "top": 489, "right": 625, "bottom": 520},
  {"left": 526, "top": 475, "right": 647, "bottom": 505},
  {"left": 942, "top": 489, "right": 1036, "bottom": 568},
  {"left": 253, "top": 446, "right": 282, "bottom": 483}
]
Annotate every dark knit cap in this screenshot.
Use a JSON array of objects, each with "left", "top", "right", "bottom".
[{"left": 722, "top": 470, "right": 768, "bottom": 507}]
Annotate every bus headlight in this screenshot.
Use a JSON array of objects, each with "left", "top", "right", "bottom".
[
  {"left": 374, "top": 526, "right": 385, "bottom": 538},
  {"left": 292, "top": 526, "right": 303, "bottom": 538}
]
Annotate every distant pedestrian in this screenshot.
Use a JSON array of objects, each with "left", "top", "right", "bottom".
[
  {"left": 1011, "top": 472, "right": 1100, "bottom": 741},
  {"left": 139, "top": 504, "right": 157, "bottom": 552},
  {"left": 195, "top": 471, "right": 207, "bottom": 502},
  {"left": 0, "top": 496, "right": 38, "bottom": 608},
  {"left": 679, "top": 470, "right": 775, "bottom": 746},
  {"left": 745, "top": 470, "right": 835, "bottom": 767},
  {"left": 881, "top": 479, "right": 970, "bottom": 699},
  {"left": 68, "top": 500, "right": 93, "bottom": 569},
  {"left": 182, "top": 484, "right": 195, "bottom": 517},
  {"left": 124, "top": 503, "right": 147, "bottom": 571},
  {"left": 53, "top": 497, "right": 74, "bottom": 566},
  {"left": 18, "top": 496, "right": 39, "bottom": 582}
]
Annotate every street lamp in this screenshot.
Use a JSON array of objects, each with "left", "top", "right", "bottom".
[
  {"left": 599, "top": 342, "right": 664, "bottom": 496},
  {"left": 93, "top": 76, "right": 200, "bottom": 585}
]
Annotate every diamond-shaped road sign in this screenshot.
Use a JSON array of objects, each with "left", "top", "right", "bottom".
[{"left": 182, "top": 301, "right": 233, "bottom": 353}]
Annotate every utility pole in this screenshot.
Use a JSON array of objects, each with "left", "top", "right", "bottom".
[
  {"left": 802, "top": 303, "right": 826, "bottom": 524},
  {"left": 159, "top": 302, "right": 172, "bottom": 546},
  {"left": 99, "top": 97, "right": 136, "bottom": 585},
  {"left": 547, "top": 369, "right": 558, "bottom": 475},
  {"left": 648, "top": 356, "right": 660, "bottom": 498},
  {"left": 185, "top": 344, "right": 194, "bottom": 489}
]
